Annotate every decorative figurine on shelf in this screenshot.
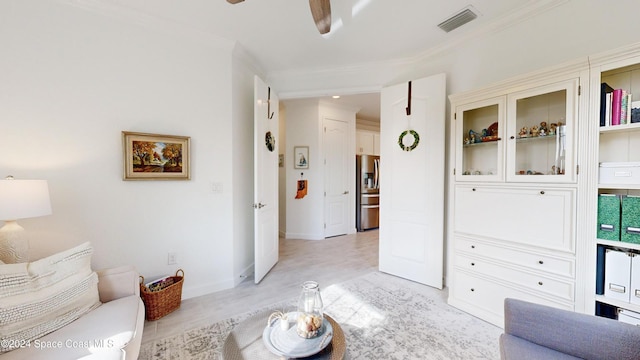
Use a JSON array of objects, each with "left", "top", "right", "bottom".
[
  {"left": 539, "top": 121, "right": 548, "bottom": 135},
  {"left": 464, "top": 137, "right": 470, "bottom": 145},
  {"left": 488, "top": 122, "right": 499, "bottom": 137},
  {"left": 469, "top": 129, "right": 482, "bottom": 143},
  {"left": 519, "top": 127, "right": 529, "bottom": 137},
  {"left": 539, "top": 121, "right": 549, "bottom": 136},
  {"left": 549, "top": 123, "right": 557, "bottom": 135},
  {"left": 530, "top": 125, "right": 539, "bottom": 137}
]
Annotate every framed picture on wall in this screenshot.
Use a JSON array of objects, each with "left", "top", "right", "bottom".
[
  {"left": 293, "top": 146, "right": 309, "bottom": 169},
  {"left": 122, "top": 131, "right": 191, "bottom": 180}
]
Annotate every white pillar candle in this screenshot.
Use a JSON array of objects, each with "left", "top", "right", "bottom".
[{"left": 280, "top": 316, "right": 289, "bottom": 331}]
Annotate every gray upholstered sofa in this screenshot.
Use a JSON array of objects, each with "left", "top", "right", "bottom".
[{"left": 500, "top": 298, "right": 640, "bottom": 360}]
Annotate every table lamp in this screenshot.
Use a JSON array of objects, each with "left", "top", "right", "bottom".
[{"left": 0, "top": 176, "right": 52, "bottom": 263}]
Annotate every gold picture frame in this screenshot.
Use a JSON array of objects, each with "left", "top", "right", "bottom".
[{"left": 122, "top": 131, "right": 191, "bottom": 180}]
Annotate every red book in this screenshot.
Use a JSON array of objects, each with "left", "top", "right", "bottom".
[{"left": 611, "top": 89, "right": 623, "bottom": 125}]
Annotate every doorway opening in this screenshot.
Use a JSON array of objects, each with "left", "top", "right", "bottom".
[{"left": 277, "top": 92, "right": 381, "bottom": 242}]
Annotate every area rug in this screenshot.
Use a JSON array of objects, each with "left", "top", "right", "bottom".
[{"left": 138, "top": 271, "right": 501, "bottom": 359}]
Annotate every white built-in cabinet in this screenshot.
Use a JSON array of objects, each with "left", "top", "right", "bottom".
[
  {"left": 356, "top": 130, "right": 380, "bottom": 155},
  {"left": 448, "top": 62, "right": 589, "bottom": 327}
]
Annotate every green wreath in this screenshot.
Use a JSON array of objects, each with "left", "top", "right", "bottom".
[{"left": 398, "top": 130, "right": 420, "bottom": 151}]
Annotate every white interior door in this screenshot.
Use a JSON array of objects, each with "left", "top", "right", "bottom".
[
  {"left": 379, "top": 73, "right": 446, "bottom": 288},
  {"left": 254, "top": 76, "right": 279, "bottom": 284},
  {"left": 324, "top": 118, "right": 350, "bottom": 238}
]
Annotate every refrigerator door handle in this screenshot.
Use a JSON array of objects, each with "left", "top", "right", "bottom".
[
  {"left": 362, "top": 205, "right": 379, "bottom": 209},
  {"left": 374, "top": 159, "right": 379, "bottom": 189}
]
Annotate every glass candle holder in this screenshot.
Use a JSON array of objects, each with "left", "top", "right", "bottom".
[{"left": 296, "top": 281, "right": 324, "bottom": 338}]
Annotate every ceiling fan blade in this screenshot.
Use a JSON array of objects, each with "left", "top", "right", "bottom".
[
  {"left": 309, "top": 0, "right": 331, "bottom": 34},
  {"left": 227, "top": 0, "right": 244, "bottom": 4}
]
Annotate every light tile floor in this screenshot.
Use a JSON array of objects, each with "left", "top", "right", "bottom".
[{"left": 141, "top": 230, "right": 380, "bottom": 344}]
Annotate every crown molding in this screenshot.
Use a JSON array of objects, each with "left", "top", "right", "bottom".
[
  {"left": 232, "top": 43, "right": 265, "bottom": 79},
  {"left": 413, "top": 0, "right": 569, "bottom": 64},
  {"left": 588, "top": 41, "right": 640, "bottom": 70}
]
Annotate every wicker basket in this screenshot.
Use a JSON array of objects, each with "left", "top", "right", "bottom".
[{"left": 139, "top": 269, "right": 184, "bottom": 321}]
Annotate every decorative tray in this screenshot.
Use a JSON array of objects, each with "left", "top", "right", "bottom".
[{"left": 262, "top": 312, "right": 333, "bottom": 358}]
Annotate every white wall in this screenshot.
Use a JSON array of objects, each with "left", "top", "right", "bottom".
[
  {"left": 0, "top": 0, "right": 256, "bottom": 299},
  {"left": 283, "top": 100, "right": 357, "bottom": 239}
]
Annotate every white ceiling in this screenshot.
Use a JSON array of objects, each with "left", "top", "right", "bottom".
[{"left": 93, "top": 0, "right": 538, "bottom": 121}]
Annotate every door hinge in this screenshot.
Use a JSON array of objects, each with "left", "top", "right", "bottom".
[
  {"left": 576, "top": 165, "right": 579, "bottom": 175},
  {"left": 578, "top": 85, "right": 581, "bottom": 96},
  {"left": 324, "top": 127, "right": 327, "bottom": 133},
  {"left": 453, "top": 168, "right": 456, "bottom": 175},
  {"left": 454, "top": 113, "right": 457, "bottom": 120},
  {"left": 324, "top": 191, "right": 326, "bottom": 197},
  {"left": 324, "top": 223, "right": 326, "bottom": 229}
]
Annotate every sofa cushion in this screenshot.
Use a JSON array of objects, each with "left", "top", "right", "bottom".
[
  {"left": 0, "top": 242, "right": 101, "bottom": 353},
  {"left": 503, "top": 298, "right": 640, "bottom": 360},
  {"left": 500, "top": 334, "right": 581, "bottom": 360},
  {"left": 0, "top": 295, "right": 143, "bottom": 360}
]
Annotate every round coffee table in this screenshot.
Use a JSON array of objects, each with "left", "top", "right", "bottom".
[{"left": 222, "top": 310, "right": 346, "bottom": 359}]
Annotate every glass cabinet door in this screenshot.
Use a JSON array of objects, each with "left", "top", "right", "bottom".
[
  {"left": 455, "top": 97, "right": 505, "bottom": 182},
  {"left": 506, "top": 79, "right": 578, "bottom": 183}
]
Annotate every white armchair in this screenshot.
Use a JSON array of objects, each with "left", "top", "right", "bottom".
[{"left": 0, "top": 265, "right": 145, "bottom": 360}]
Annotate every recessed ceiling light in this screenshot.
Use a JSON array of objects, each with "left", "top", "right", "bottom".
[{"left": 332, "top": 95, "right": 340, "bottom": 99}]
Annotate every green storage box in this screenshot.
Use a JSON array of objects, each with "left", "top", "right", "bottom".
[
  {"left": 598, "top": 194, "right": 621, "bottom": 241},
  {"left": 622, "top": 195, "right": 640, "bottom": 244}
]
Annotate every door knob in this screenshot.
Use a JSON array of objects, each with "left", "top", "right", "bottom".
[
  {"left": 343, "top": 191, "right": 349, "bottom": 194},
  {"left": 253, "top": 203, "right": 266, "bottom": 209}
]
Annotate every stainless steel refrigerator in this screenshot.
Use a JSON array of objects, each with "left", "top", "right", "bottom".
[{"left": 356, "top": 154, "right": 380, "bottom": 231}]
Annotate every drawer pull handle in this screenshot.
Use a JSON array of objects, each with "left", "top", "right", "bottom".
[
  {"left": 471, "top": 262, "right": 475, "bottom": 266},
  {"left": 538, "top": 260, "right": 544, "bottom": 265},
  {"left": 538, "top": 281, "right": 543, "bottom": 286},
  {"left": 540, "top": 191, "right": 545, "bottom": 195},
  {"left": 609, "top": 284, "right": 626, "bottom": 293},
  {"left": 470, "top": 288, "right": 475, "bottom": 292},
  {"left": 600, "top": 224, "right": 614, "bottom": 231},
  {"left": 627, "top": 227, "right": 640, "bottom": 235},
  {"left": 472, "top": 188, "right": 476, "bottom": 191},
  {"left": 510, "top": 136, "right": 515, "bottom": 140},
  {"left": 471, "top": 245, "right": 475, "bottom": 249}
]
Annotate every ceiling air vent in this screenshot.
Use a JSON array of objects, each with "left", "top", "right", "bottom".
[{"left": 438, "top": 7, "right": 478, "bottom": 33}]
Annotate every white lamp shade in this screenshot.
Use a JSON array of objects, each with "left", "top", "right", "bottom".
[{"left": 0, "top": 179, "right": 52, "bottom": 221}]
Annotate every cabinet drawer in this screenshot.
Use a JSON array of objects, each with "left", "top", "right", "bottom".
[
  {"left": 455, "top": 237, "right": 575, "bottom": 278},
  {"left": 454, "top": 185, "right": 575, "bottom": 252},
  {"left": 450, "top": 270, "right": 574, "bottom": 326},
  {"left": 455, "top": 254, "right": 574, "bottom": 301}
]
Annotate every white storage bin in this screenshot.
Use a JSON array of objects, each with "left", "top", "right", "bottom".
[
  {"left": 599, "top": 162, "right": 640, "bottom": 185},
  {"left": 619, "top": 309, "right": 640, "bottom": 326},
  {"left": 604, "top": 249, "right": 632, "bottom": 302},
  {"left": 632, "top": 254, "right": 640, "bottom": 305}
]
